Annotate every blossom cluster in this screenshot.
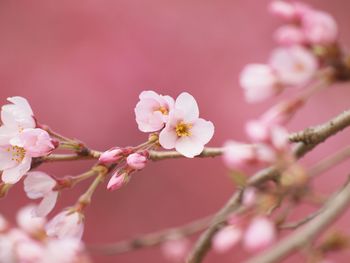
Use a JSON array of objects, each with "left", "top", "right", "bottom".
[
  {"left": 0, "top": 205, "right": 89, "bottom": 263},
  {"left": 240, "top": 0, "right": 338, "bottom": 103}
]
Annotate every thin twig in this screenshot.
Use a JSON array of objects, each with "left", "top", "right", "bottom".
[{"left": 245, "top": 176, "right": 350, "bottom": 263}]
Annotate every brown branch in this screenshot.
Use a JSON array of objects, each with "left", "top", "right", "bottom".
[
  {"left": 149, "top": 147, "right": 223, "bottom": 161},
  {"left": 89, "top": 216, "right": 211, "bottom": 255},
  {"left": 245, "top": 177, "right": 350, "bottom": 263},
  {"left": 186, "top": 109, "right": 350, "bottom": 263}
]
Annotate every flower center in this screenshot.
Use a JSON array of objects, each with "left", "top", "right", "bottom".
[
  {"left": 294, "top": 62, "right": 305, "bottom": 72},
  {"left": 7, "top": 146, "right": 26, "bottom": 163},
  {"left": 175, "top": 122, "right": 192, "bottom": 137},
  {"left": 158, "top": 106, "right": 168, "bottom": 115}
]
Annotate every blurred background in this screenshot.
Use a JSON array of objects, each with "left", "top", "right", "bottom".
[{"left": 1, "top": 0, "right": 350, "bottom": 262}]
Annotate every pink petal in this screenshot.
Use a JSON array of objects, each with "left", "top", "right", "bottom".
[
  {"left": 24, "top": 171, "right": 56, "bottom": 199},
  {"left": 243, "top": 217, "right": 276, "bottom": 251},
  {"left": 2, "top": 156, "right": 31, "bottom": 184},
  {"left": 159, "top": 126, "right": 178, "bottom": 149},
  {"left": 16, "top": 205, "right": 46, "bottom": 234},
  {"left": 175, "top": 92, "right": 199, "bottom": 122},
  {"left": 213, "top": 226, "right": 242, "bottom": 253},
  {"left": 191, "top": 118, "right": 214, "bottom": 145},
  {"left": 34, "top": 191, "right": 59, "bottom": 217},
  {"left": 0, "top": 126, "right": 17, "bottom": 145},
  {"left": 175, "top": 136, "right": 204, "bottom": 158},
  {"left": 0, "top": 145, "right": 18, "bottom": 170}
]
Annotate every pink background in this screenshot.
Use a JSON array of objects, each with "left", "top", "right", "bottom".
[{"left": 1, "top": 0, "right": 350, "bottom": 262}]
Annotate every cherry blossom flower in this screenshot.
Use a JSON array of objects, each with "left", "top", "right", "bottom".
[
  {"left": 240, "top": 64, "right": 282, "bottom": 103},
  {"left": 302, "top": 10, "right": 338, "bottom": 45},
  {"left": 107, "top": 171, "right": 128, "bottom": 191},
  {"left": 269, "top": 1, "right": 311, "bottom": 21},
  {"left": 46, "top": 210, "right": 84, "bottom": 240},
  {"left": 24, "top": 172, "right": 59, "bottom": 217},
  {"left": 269, "top": 46, "right": 318, "bottom": 86},
  {"left": 0, "top": 128, "right": 54, "bottom": 184},
  {"left": 126, "top": 152, "right": 147, "bottom": 170},
  {"left": 135, "top": 90, "right": 175, "bottom": 132},
  {"left": 212, "top": 225, "right": 242, "bottom": 253},
  {"left": 243, "top": 216, "right": 276, "bottom": 251},
  {"left": 159, "top": 92, "right": 214, "bottom": 158}
]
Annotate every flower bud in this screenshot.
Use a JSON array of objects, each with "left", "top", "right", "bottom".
[
  {"left": 98, "top": 147, "right": 123, "bottom": 164},
  {"left": 126, "top": 153, "right": 147, "bottom": 170}
]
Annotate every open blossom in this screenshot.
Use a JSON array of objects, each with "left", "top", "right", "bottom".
[
  {"left": 159, "top": 92, "right": 214, "bottom": 158},
  {"left": 24, "top": 172, "right": 59, "bottom": 217},
  {"left": 243, "top": 216, "right": 276, "bottom": 251},
  {"left": 269, "top": 46, "right": 318, "bottom": 86},
  {"left": 240, "top": 64, "right": 282, "bottom": 103},
  {"left": 302, "top": 10, "right": 338, "bottom": 45},
  {"left": 135, "top": 90, "right": 175, "bottom": 132},
  {"left": 46, "top": 210, "right": 84, "bottom": 240}
]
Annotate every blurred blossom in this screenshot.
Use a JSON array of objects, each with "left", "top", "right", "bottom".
[
  {"left": 243, "top": 216, "right": 276, "bottom": 252},
  {"left": 16, "top": 205, "right": 46, "bottom": 236},
  {"left": 269, "top": 46, "right": 318, "bottom": 86},
  {"left": 161, "top": 237, "right": 190, "bottom": 262},
  {"left": 274, "top": 25, "right": 305, "bottom": 45},
  {"left": 212, "top": 225, "right": 242, "bottom": 253},
  {"left": 239, "top": 64, "right": 281, "bottom": 103}
]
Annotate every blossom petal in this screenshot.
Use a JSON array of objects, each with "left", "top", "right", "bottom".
[
  {"left": 175, "top": 136, "right": 204, "bottom": 158},
  {"left": 0, "top": 146, "right": 17, "bottom": 170},
  {"left": 175, "top": 92, "right": 199, "bottom": 122},
  {"left": 7, "top": 97, "right": 33, "bottom": 116},
  {"left": 34, "top": 192, "right": 58, "bottom": 217},
  {"left": 159, "top": 127, "right": 178, "bottom": 149},
  {"left": 24, "top": 171, "right": 56, "bottom": 199},
  {"left": 191, "top": 119, "right": 215, "bottom": 145},
  {"left": 2, "top": 156, "right": 31, "bottom": 184}
]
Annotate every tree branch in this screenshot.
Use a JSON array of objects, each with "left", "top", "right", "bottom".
[{"left": 186, "top": 109, "right": 350, "bottom": 263}]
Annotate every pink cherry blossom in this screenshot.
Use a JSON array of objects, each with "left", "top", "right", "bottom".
[
  {"left": 46, "top": 210, "right": 84, "bottom": 240},
  {"left": 302, "top": 10, "right": 338, "bottom": 45},
  {"left": 127, "top": 152, "right": 147, "bottom": 170},
  {"left": 269, "top": 1, "right": 311, "bottom": 21},
  {"left": 242, "top": 187, "right": 257, "bottom": 207},
  {"left": 10, "top": 128, "right": 54, "bottom": 157},
  {"left": 107, "top": 171, "right": 128, "bottom": 191},
  {"left": 24, "top": 172, "right": 58, "bottom": 217},
  {"left": 98, "top": 147, "right": 123, "bottom": 164},
  {"left": 0, "top": 215, "right": 8, "bottom": 232},
  {"left": 161, "top": 237, "right": 190, "bottom": 262},
  {"left": 240, "top": 64, "right": 282, "bottom": 103},
  {"left": 16, "top": 205, "right": 46, "bottom": 235},
  {"left": 135, "top": 90, "right": 175, "bottom": 132},
  {"left": 159, "top": 92, "right": 214, "bottom": 158},
  {"left": 269, "top": 46, "right": 318, "bottom": 86},
  {"left": 243, "top": 216, "right": 276, "bottom": 251},
  {"left": 212, "top": 225, "right": 242, "bottom": 253},
  {"left": 274, "top": 25, "right": 305, "bottom": 45}
]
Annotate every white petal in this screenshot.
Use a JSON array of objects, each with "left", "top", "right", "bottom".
[
  {"left": 34, "top": 192, "right": 58, "bottom": 217},
  {"left": 175, "top": 136, "right": 204, "bottom": 158},
  {"left": 2, "top": 156, "right": 31, "bottom": 184},
  {"left": 7, "top": 97, "right": 33, "bottom": 116},
  {"left": 159, "top": 126, "right": 178, "bottom": 149},
  {"left": 24, "top": 171, "right": 56, "bottom": 199},
  {"left": 0, "top": 126, "right": 17, "bottom": 145},
  {"left": 175, "top": 92, "right": 199, "bottom": 122},
  {"left": 0, "top": 146, "right": 17, "bottom": 170},
  {"left": 191, "top": 119, "right": 215, "bottom": 145}
]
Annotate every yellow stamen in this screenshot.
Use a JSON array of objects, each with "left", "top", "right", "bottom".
[
  {"left": 175, "top": 122, "right": 192, "bottom": 137},
  {"left": 7, "top": 146, "right": 26, "bottom": 163},
  {"left": 158, "top": 106, "right": 168, "bottom": 115}
]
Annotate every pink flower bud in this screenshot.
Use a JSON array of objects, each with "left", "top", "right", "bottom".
[
  {"left": 107, "top": 172, "right": 127, "bottom": 191},
  {"left": 98, "top": 147, "right": 123, "bottom": 164},
  {"left": 213, "top": 226, "right": 242, "bottom": 253},
  {"left": 243, "top": 217, "right": 276, "bottom": 251},
  {"left": 302, "top": 10, "right": 338, "bottom": 45},
  {"left": 126, "top": 153, "right": 147, "bottom": 170},
  {"left": 242, "top": 187, "right": 257, "bottom": 208},
  {"left": 240, "top": 64, "right": 282, "bottom": 103}
]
